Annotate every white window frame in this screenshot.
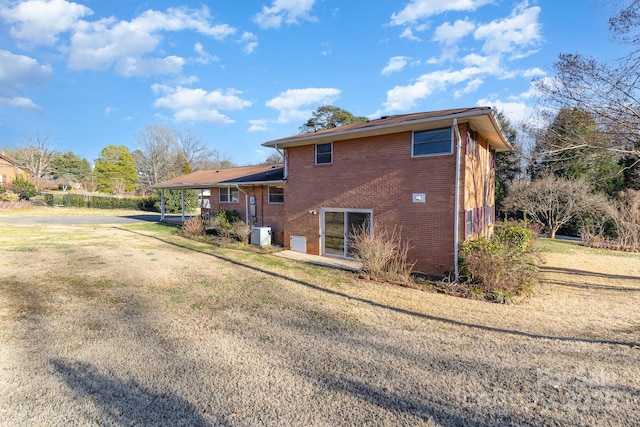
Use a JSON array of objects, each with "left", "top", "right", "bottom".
[
  {"left": 219, "top": 187, "right": 239, "bottom": 203},
  {"left": 465, "top": 209, "right": 474, "bottom": 238},
  {"left": 315, "top": 142, "right": 333, "bottom": 165},
  {"left": 412, "top": 127, "right": 453, "bottom": 158},
  {"left": 268, "top": 185, "right": 284, "bottom": 204}
]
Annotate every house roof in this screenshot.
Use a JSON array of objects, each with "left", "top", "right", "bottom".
[
  {"left": 262, "top": 106, "right": 512, "bottom": 152},
  {"left": 152, "top": 164, "right": 285, "bottom": 189},
  {"left": 0, "top": 152, "right": 28, "bottom": 171}
]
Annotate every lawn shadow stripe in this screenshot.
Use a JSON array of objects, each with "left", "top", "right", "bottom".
[{"left": 117, "top": 227, "right": 640, "bottom": 349}]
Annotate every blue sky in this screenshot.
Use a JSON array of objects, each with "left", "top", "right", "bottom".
[{"left": 0, "top": 0, "right": 628, "bottom": 166}]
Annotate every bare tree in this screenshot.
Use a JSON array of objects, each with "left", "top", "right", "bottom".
[
  {"left": 262, "top": 151, "right": 284, "bottom": 165},
  {"left": 175, "top": 128, "right": 217, "bottom": 171},
  {"left": 135, "top": 125, "right": 178, "bottom": 189},
  {"left": 12, "top": 133, "right": 59, "bottom": 177},
  {"left": 503, "top": 175, "right": 607, "bottom": 239},
  {"left": 534, "top": 1, "right": 640, "bottom": 159}
]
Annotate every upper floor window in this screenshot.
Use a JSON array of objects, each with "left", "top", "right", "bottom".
[
  {"left": 219, "top": 187, "right": 239, "bottom": 203},
  {"left": 268, "top": 185, "right": 284, "bottom": 204},
  {"left": 315, "top": 143, "right": 332, "bottom": 165},
  {"left": 412, "top": 127, "right": 452, "bottom": 157},
  {"left": 467, "top": 129, "right": 477, "bottom": 157}
]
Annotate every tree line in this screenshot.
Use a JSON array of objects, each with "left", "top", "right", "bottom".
[{"left": 0, "top": 126, "right": 243, "bottom": 196}]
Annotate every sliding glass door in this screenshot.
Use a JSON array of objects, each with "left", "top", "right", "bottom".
[{"left": 322, "top": 209, "right": 372, "bottom": 258}]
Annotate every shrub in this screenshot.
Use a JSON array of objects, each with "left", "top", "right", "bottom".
[
  {"left": 204, "top": 209, "right": 248, "bottom": 243},
  {"left": 2, "top": 190, "right": 20, "bottom": 202},
  {"left": 350, "top": 225, "right": 415, "bottom": 282},
  {"left": 231, "top": 220, "right": 251, "bottom": 243},
  {"left": 459, "top": 223, "right": 539, "bottom": 303},
  {"left": 181, "top": 216, "right": 205, "bottom": 237},
  {"left": 10, "top": 176, "right": 37, "bottom": 200}
]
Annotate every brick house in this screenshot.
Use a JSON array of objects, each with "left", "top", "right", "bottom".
[
  {"left": 0, "top": 152, "right": 30, "bottom": 189},
  {"left": 154, "top": 107, "right": 510, "bottom": 277}
]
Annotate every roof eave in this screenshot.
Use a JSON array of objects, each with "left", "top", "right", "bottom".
[
  {"left": 262, "top": 108, "right": 511, "bottom": 151},
  {"left": 151, "top": 180, "right": 286, "bottom": 190}
]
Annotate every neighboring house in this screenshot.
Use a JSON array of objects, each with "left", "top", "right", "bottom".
[
  {"left": 154, "top": 107, "right": 511, "bottom": 277},
  {"left": 0, "top": 153, "right": 30, "bottom": 189}
]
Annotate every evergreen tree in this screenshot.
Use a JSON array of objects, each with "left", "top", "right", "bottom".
[{"left": 94, "top": 145, "right": 138, "bottom": 193}]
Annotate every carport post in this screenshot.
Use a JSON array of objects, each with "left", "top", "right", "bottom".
[
  {"left": 181, "top": 188, "right": 185, "bottom": 222},
  {"left": 160, "top": 190, "right": 165, "bottom": 221}
]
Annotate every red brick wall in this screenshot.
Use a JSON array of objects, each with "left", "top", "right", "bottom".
[
  {"left": 207, "top": 185, "right": 285, "bottom": 246},
  {"left": 284, "top": 131, "right": 459, "bottom": 276}
]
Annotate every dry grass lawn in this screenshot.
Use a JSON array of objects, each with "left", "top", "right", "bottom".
[{"left": 0, "top": 208, "right": 639, "bottom": 426}]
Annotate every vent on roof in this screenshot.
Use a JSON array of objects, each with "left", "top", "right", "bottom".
[{"left": 380, "top": 115, "right": 389, "bottom": 120}]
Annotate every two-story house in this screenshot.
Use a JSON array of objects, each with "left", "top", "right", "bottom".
[{"left": 153, "top": 107, "right": 511, "bottom": 277}]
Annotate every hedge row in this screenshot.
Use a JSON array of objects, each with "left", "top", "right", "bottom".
[{"left": 44, "top": 193, "right": 158, "bottom": 211}]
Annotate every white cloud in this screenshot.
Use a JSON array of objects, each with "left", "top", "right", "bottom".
[
  {"left": 0, "top": 50, "right": 51, "bottom": 112},
  {"left": 248, "top": 119, "right": 270, "bottom": 132},
  {"left": 115, "top": 56, "right": 185, "bottom": 77},
  {"left": 0, "top": 0, "right": 92, "bottom": 45},
  {"left": 253, "top": 0, "right": 317, "bottom": 29},
  {"left": 399, "top": 27, "right": 421, "bottom": 41},
  {"left": 381, "top": 56, "right": 410, "bottom": 75},
  {"left": 478, "top": 97, "right": 532, "bottom": 124},
  {"left": 378, "top": 2, "right": 545, "bottom": 115},
  {"left": 239, "top": 32, "right": 258, "bottom": 54},
  {"left": 0, "top": 50, "right": 53, "bottom": 92},
  {"left": 266, "top": 87, "right": 341, "bottom": 123},
  {"left": 523, "top": 67, "right": 546, "bottom": 78},
  {"left": 194, "top": 42, "right": 219, "bottom": 64},
  {"left": 474, "top": 4, "right": 542, "bottom": 56},
  {"left": 390, "top": 0, "right": 493, "bottom": 26},
  {"left": 0, "top": 96, "right": 43, "bottom": 112},
  {"left": 454, "top": 78, "right": 483, "bottom": 98},
  {"left": 433, "top": 19, "right": 475, "bottom": 45},
  {"left": 67, "top": 6, "right": 235, "bottom": 76},
  {"left": 152, "top": 84, "right": 251, "bottom": 123},
  {"left": 382, "top": 68, "right": 482, "bottom": 112}
]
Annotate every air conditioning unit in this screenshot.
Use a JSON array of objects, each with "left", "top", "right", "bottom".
[{"left": 250, "top": 227, "right": 271, "bottom": 246}]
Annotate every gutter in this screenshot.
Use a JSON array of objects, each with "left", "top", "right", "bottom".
[
  {"left": 453, "top": 118, "right": 462, "bottom": 282},
  {"left": 262, "top": 108, "right": 497, "bottom": 147}
]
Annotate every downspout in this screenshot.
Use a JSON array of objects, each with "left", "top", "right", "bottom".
[
  {"left": 453, "top": 118, "right": 462, "bottom": 282},
  {"left": 276, "top": 144, "right": 287, "bottom": 179},
  {"left": 236, "top": 185, "right": 249, "bottom": 225}
]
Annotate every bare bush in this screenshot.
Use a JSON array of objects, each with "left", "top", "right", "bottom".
[
  {"left": 181, "top": 216, "right": 205, "bottom": 237},
  {"left": 504, "top": 175, "right": 607, "bottom": 238},
  {"left": 582, "top": 190, "right": 640, "bottom": 251},
  {"left": 232, "top": 221, "right": 251, "bottom": 244},
  {"left": 350, "top": 225, "right": 415, "bottom": 282}
]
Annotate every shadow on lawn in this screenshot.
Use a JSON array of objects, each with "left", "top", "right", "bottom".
[
  {"left": 51, "top": 359, "right": 217, "bottom": 427},
  {"left": 118, "top": 228, "right": 640, "bottom": 349},
  {"left": 540, "top": 266, "right": 640, "bottom": 290}
]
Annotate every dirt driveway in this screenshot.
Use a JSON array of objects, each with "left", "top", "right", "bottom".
[{"left": 0, "top": 209, "right": 638, "bottom": 426}]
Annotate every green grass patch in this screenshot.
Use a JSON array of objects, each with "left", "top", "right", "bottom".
[
  {"left": 121, "top": 222, "right": 179, "bottom": 236},
  {"left": 6, "top": 246, "right": 38, "bottom": 252},
  {"left": 537, "top": 238, "right": 640, "bottom": 258}
]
